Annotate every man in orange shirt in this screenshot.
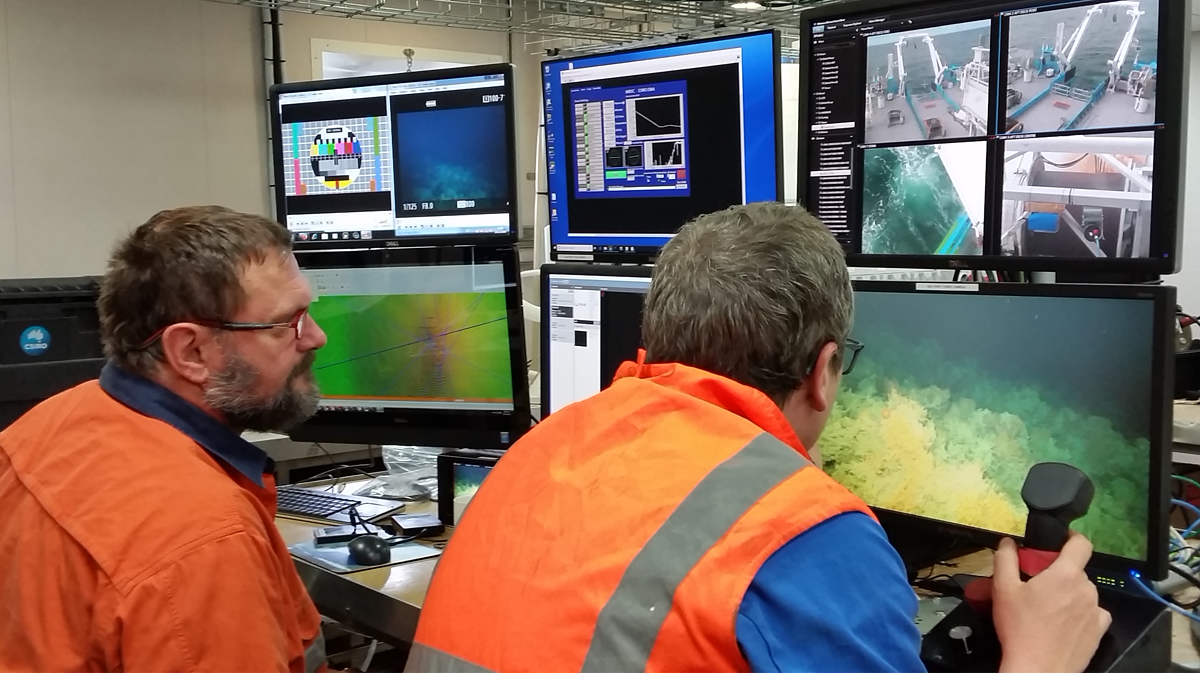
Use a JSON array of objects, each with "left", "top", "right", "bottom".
[{"left": 0, "top": 206, "right": 327, "bottom": 671}]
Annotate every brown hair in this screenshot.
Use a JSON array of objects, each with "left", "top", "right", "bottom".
[
  {"left": 642, "top": 202, "right": 853, "bottom": 405},
  {"left": 99, "top": 206, "right": 293, "bottom": 375}
]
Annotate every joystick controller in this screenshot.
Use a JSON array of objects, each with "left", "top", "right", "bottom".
[
  {"left": 923, "top": 463, "right": 1096, "bottom": 672},
  {"left": 1017, "top": 462, "right": 1094, "bottom": 576}
]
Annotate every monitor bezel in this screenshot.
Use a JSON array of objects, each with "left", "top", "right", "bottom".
[
  {"left": 846, "top": 280, "right": 1173, "bottom": 580},
  {"left": 269, "top": 63, "right": 520, "bottom": 251},
  {"left": 796, "top": 0, "right": 1188, "bottom": 274},
  {"left": 290, "top": 245, "right": 531, "bottom": 449},
  {"left": 543, "top": 30, "right": 784, "bottom": 265},
  {"left": 539, "top": 263, "right": 654, "bottom": 416}
]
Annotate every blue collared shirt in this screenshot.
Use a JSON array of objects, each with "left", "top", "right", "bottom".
[
  {"left": 737, "top": 511, "right": 926, "bottom": 672},
  {"left": 98, "top": 362, "right": 273, "bottom": 486}
]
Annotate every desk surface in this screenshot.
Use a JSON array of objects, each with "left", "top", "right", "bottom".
[
  {"left": 276, "top": 497, "right": 441, "bottom": 646},
  {"left": 279, "top": 499, "right": 1200, "bottom": 666}
]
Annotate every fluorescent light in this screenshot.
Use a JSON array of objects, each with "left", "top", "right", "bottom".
[{"left": 731, "top": 1, "right": 765, "bottom": 9}]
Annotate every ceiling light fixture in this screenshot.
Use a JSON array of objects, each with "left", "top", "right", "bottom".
[{"left": 731, "top": 1, "right": 766, "bottom": 10}]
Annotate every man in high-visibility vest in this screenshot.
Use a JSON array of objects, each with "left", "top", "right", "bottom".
[{"left": 409, "top": 202, "right": 1110, "bottom": 673}]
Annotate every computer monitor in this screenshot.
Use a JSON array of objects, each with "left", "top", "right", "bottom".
[
  {"left": 271, "top": 64, "right": 518, "bottom": 249},
  {"left": 821, "top": 281, "right": 1172, "bottom": 580},
  {"left": 797, "top": 0, "right": 1187, "bottom": 273},
  {"left": 0, "top": 277, "right": 106, "bottom": 430},
  {"left": 543, "top": 31, "right": 782, "bottom": 263},
  {"left": 289, "top": 246, "right": 531, "bottom": 449},
  {"left": 540, "top": 264, "right": 652, "bottom": 415}
]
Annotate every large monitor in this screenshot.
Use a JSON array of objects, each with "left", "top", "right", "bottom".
[
  {"left": 797, "top": 0, "right": 1188, "bottom": 272},
  {"left": 540, "top": 264, "right": 652, "bottom": 415},
  {"left": 271, "top": 64, "right": 518, "bottom": 250},
  {"left": 0, "top": 277, "right": 105, "bottom": 430},
  {"left": 290, "top": 247, "right": 531, "bottom": 449},
  {"left": 821, "top": 282, "right": 1172, "bottom": 580},
  {"left": 543, "top": 31, "right": 782, "bottom": 263}
]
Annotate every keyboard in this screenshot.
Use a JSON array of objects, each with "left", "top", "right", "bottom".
[
  {"left": 277, "top": 486, "right": 361, "bottom": 518},
  {"left": 275, "top": 484, "right": 407, "bottom": 524}
]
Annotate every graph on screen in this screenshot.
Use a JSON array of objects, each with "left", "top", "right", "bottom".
[
  {"left": 631, "top": 95, "right": 684, "bottom": 140},
  {"left": 309, "top": 291, "right": 513, "bottom": 404},
  {"left": 280, "top": 117, "right": 393, "bottom": 196}
]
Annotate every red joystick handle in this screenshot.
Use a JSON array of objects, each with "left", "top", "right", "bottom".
[
  {"left": 1017, "top": 546, "right": 1059, "bottom": 577},
  {"left": 963, "top": 577, "right": 994, "bottom": 615}
]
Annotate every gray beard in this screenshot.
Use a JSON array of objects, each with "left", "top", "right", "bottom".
[{"left": 204, "top": 349, "right": 320, "bottom": 432}]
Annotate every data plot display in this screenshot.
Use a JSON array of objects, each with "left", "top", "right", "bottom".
[
  {"left": 569, "top": 80, "right": 690, "bottom": 199},
  {"left": 630, "top": 95, "right": 685, "bottom": 140}
]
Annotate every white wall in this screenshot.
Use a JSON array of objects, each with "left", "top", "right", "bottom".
[
  {"left": 0, "top": 0, "right": 266, "bottom": 279},
  {"left": 279, "top": 14, "right": 544, "bottom": 237},
  {"left": 1166, "top": 32, "right": 1200, "bottom": 311},
  {"left": 0, "top": 1, "right": 546, "bottom": 281}
]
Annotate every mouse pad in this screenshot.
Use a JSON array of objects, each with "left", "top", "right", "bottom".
[{"left": 289, "top": 540, "right": 441, "bottom": 574}]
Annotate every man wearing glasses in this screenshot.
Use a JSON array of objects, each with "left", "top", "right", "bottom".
[
  {"left": 0, "top": 206, "right": 327, "bottom": 671},
  {"left": 410, "top": 202, "right": 1109, "bottom": 673}
]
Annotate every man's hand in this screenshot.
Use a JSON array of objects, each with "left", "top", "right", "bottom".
[{"left": 992, "top": 533, "right": 1111, "bottom": 673}]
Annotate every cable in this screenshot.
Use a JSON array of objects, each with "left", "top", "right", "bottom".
[
  {"left": 1176, "top": 475, "right": 1200, "bottom": 493},
  {"left": 315, "top": 442, "right": 376, "bottom": 481},
  {"left": 301, "top": 461, "right": 377, "bottom": 490},
  {"left": 1041, "top": 153, "right": 1092, "bottom": 169},
  {"left": 1130, "top": 571, "right": 1200, "bottom": 623},
  {"left": 1173, "top": 499, "right": 1200, "bottom": 528},
  {"left": 1186, "top": 519, "right": 1200, "bottom": 539},
  {"left": 1169, "top": 563, "right": 1200, "bottom": 609},
  {"left": 360, "top": 640, "right": 379, "bottom": 672}
]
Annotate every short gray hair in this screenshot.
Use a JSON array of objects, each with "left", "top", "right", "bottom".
[{"left": 642, "top": 202, "right": 853, "bottom": 405}]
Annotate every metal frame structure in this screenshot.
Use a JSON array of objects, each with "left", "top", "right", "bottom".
[{"left": 202, "top": 0, "right": 837, "bottom": 56}]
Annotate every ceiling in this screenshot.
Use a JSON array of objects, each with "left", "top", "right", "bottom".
[
  {"left": 201, "top": 0, "right": 839, "bottom": 55},
  {"left": 205, "top": 1, "right": 1200, "bottom": 54}
]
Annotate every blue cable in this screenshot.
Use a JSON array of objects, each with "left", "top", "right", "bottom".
[
  {"left": 1173, "top": 500, "right": 1200, "bottom": 538},
  {"left": 1186, "top": 519, "right": 1200, "bottom": 538},
  {"left": 1129, "top": 571, "right": 1200, "bottom": 624},
  {"left": 1174, "top": 499, "right": 1200, "bottom": 522}
]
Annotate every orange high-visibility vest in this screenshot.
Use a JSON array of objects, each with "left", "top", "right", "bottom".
[{"left": 408, "top": 358, "right": 874, "bottom": 673}]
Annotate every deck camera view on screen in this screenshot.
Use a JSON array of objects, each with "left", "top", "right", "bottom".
[
  {"left": 302, "top": 264, "right": 515, "bottom": 412},
  {"left": 274, "top": 68, "right": 514, "bottom": 245},
  {"left": 863, "top": 20, "right": 993, "bottom": 145},
  {"left": 803, "top": 0, "right": 1167, "bottom": 266},
  {"left": 821, "top": 289, "right": 1155, "bottom": 561}
]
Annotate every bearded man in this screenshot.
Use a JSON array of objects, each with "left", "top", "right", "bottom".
[{"left": 0, "top": 206, "right": 328, "bottom": 672}]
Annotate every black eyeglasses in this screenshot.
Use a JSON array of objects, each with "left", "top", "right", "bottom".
[
  {"left": 804, "top": 338, "right": 866, "bottom": 377},
  {"left": 136, "top": 308, "right": 309, "bottom": 350},
  {"left": 841, "top": 338, "right": 865, "bottom": 376}
]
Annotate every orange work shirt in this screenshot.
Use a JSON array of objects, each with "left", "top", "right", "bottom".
[{"left": 0, "top": 362, "right": 323, "bottom": 671}]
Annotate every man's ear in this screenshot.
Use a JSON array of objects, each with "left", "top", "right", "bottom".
[
  {"left": 804, "top": 341, "right": 840, "bottom": 413},
  {"left": 159, "top": 324, "right": 219, "bottom": 386}
]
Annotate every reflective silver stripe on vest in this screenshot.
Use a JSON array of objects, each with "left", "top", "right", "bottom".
[
  {"left": 581, "top": 433, "right": 809, "bottom": 672},
  {"left": 405, "top": 642, "right": 494, "bottom": 673},
  {"left": 305, "top": 631, "right": 327, "bottom": 673}
]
